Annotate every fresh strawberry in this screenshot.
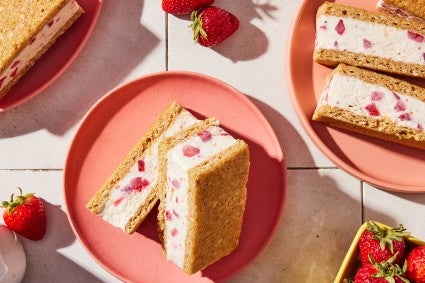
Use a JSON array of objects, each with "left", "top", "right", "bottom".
[
  {"left": 354, "top": 255, "right": 409, "bottom": 283},
  {"left": 162, "top": 0, "right": 214, "bottom": 15},
  {"left": 406, "top": 245, "right": 425, "bottom": 283},
  {"left": 1, "top": 188, "right": 46, "bottom": 241},
  {"left": 359, "top": 222, "right": 409, "bottom": 266},
  {"left": 191, "top": 6, "right": 239, "bottom": 47}
]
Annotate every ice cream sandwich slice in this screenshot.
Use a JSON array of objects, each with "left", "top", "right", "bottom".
[
  {"left": 86, "top": 102, "right": 200, "bottom": 234},
  {"left": 313, "top": 64, "right": 425, "bottom": 150},
  {"left": 0, "top": 0, "right": 84, "bottom": 99},
  {"left": 314, "top": 2, "right": 425, "bottom": 78},
  {"left": 158, "top": 118, "right": 250, "bottom": 274}
]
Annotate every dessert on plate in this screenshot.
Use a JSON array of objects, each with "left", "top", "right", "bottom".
[
  {"left": 87, "top": 101, "right": 251, "bottom": 273},
  {"left": 0, "top": 0, "right": 84, "bottom": 99},
  {"left": 376, "top": 0, "right": 425, "bottom": 22},
  {"left": 157, "top": 118, "right": 250, "bottom": 274},
  {"left": 86, "top": 102, "right": 200, "bottom": 234},
  {"left": 313, "top": 64, "right": 425, "bottom": 150},
  {"left": 314, "top": 2, "right": 425, "bottom": 78}
]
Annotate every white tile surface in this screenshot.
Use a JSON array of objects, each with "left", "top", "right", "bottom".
[
  {"left": 230, "top": 169, "right": 361, "bottom": 283},
  {"left": 0, "top": 0, "right": 424, "bottom": 282},
  {"left": 363, "top": 183, "right": 425, "bottom": 240}
]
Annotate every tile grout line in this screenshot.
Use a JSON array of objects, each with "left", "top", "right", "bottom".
[
  {"left": 0, "top": 169, "right": 63, "bottom": 172},
  {"left": 286, "top": 166, "right": 339, "bottom": 170},
  {"left": 360, "top": 181, "right": 365, "bottom": 224},
  {"left": 165, "top": 12, "right": 169, "bottom": 71},
  {"left": 0, "top": 167, "right": 341, "bottom": 171}
]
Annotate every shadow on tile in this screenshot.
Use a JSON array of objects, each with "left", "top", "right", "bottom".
[
  {"left": 206, "top": 1, "right": 280, "bottom": 61},
  {"left": 0, "top": 0, "right": 160, "bottom": 138},
  {"left": 248, "top": 96, "right": 308, "bottom": 167},
  {"left": 20, "top": 201, "right": 105, "bottom": 282}
]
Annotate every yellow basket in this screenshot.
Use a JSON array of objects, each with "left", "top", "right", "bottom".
[{"left": 334, "top": 221, "right": 425, "bottom": 283}]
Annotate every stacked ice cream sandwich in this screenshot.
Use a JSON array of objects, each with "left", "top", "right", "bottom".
[
  {"left": 86, "top": 102, "right": 200, "bottom": 233},
  {"left": 157, "top": 117, "right": 249, "bottom": 274},
  {"left": 87, "top": 102, "right": 250, "bottom": 274},
  {"left": 312, "top": 2, "right": 425, "bottom": 149}
]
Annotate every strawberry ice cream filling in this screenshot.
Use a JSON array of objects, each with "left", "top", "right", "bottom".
[
  {"left": 0, "top": 0, "right": 81, "bottom": 94},
  {"left": 164, "top": 125, "right": 236, "bottom": 268},
  {"left": 317, "top": 73, "right": 425, "bottom": 131},
  {"left": 315, "top": 15, "right": 425, "bottom": 66},
  {"left": 99, "top": 110, "right": 199, "bottom": 230},
  {"left": 376, "top": 0, "right": 425, "bottom": 23}
]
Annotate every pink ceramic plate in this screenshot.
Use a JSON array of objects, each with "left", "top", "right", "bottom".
[
  {"left": 64, "top": 72, "right": 286, "bottom": 282},
  {"left": 287, "top": 0, "right": 425, "bottom": 192},
  {"left": 0, "top": 0, "right": 103, "bottom": 112}
]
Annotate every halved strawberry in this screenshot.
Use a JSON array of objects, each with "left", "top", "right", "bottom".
[{"left": 1, "top": 188, "right": 46, "bottom": 241}]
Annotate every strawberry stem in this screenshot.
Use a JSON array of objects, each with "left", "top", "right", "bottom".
[
  {"left": 368, "top": 253, "right": 410, "bottom": 283},
  {"left": 1, "top": 187, "right": 33, "bottom": 213},
  {"left": 367, "top": 221, "right": 409, "bottom": 253},
  {"left": 191, "top": 10, "right": 207, "bottom": 43}
]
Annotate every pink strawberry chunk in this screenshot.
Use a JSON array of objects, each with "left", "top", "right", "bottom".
[
  {"left": 198, "top": 131, "right": 212, "bottom": 142},
  {"left": 182, "top": 145, "right": 200, "bottom": 157},
  {"left": 408, "top": 31, "right": 425, "bottom": 42},
  {"left": 370, "top": 91, "right": 384, "bottom": 101},
  {"left": 394, "top": 100, "right": 406, "bottom": 112},
  {"left": 137, "top": 159, "right": 145, "bottom": 172},
  {"left": 363, "top": 39, "right": 372, "bottom": 49},
  {"left": 320, "top": 24, "right": 327, "bottom": 30},
  {"left": 165, "top": 210, "right": 173, "bottom": 221},
  {"left": 399, "top": 113, "right": 412, "bottom": 121},
  {"left": 113, "top": 197, "right": 125, "bottom": 207},
  {"left": 0, "top": 77, "right": 5, "bottom": 88},
  {"left": 171, "top": 228, "right": 178, "bottom": 237},
  {"left": 335, "top": 19, "right": 345, "bottom": 35},
  {"left": 393, "top": 92, "right": 401, "bottom": 100},
  {"left": 121, "top": 185, "right": 132, "bottom": 193},
  {"left": 365, "top": 103, "right": 380, "bottom": 116},
  {"left": 171, "top": 178, "right": 180, "bottom": 189},
  {"left": 130, "top": 177, "right": 150, "bottom": 192}
]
